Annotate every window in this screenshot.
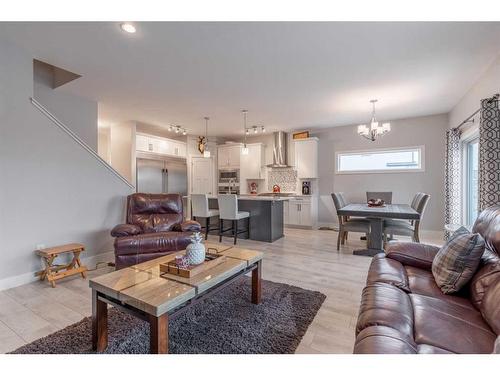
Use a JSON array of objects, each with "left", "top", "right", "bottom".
[
  {"left": 336, "top": 146, "right": 424, "bottom": 174},
  {"left": 463, "top": 136, "right": 479, "bottom": 226}
]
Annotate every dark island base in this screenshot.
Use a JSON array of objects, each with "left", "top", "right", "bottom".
[{"left": 206, "top": 198, "right": 284, "bottom": 243}]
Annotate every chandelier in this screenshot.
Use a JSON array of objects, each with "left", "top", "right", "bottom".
[{"left": 357, "top": 99, "right": 391, "bottom": 141}]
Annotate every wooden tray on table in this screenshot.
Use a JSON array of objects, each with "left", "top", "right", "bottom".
[{"left": 159, "top": 253, "right": 226, "bottom": 278}]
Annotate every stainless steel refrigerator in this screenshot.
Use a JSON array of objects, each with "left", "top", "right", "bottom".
[{"left": 136, "top": 157, "right": 187, "bottom": 195}]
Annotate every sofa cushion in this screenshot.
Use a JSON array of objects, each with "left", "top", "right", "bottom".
[
  {"left": 366, "top": 253, "right": 409, "bottom": 292},
  {"left": 127, "top": 193, "right": 184, "bottom": 232},
  {"left": 110, "top": 224, "right": 142, "bottom": 237},
  {"left": 385, "top": 242, "right": 440, "bottom": 270},
  {"left": 411, "top": 294, "right": 497, "bottom": 353},
  {"left": 469, "top": 260, "right": 500, "bottom": 309},
  {"left": 354, "top": 326, "right": 416, "bottom": 354},
  {"left": 405, "top": 266, "right": 473, "bottom": 309},
  {"left": 472, "top": 205, "right": 500, "bottom": 256},
  {"left": 114, "top": 231, "right": 192, "bottom": 256},
  {"left": 480, "top": 277, "right": 500, "bottom": 335},
  {"left": 356, "top": 283, "right": 414, "bottom": 340},
  {"left": 432, "top": 227, "right": 485, "bottom": 294}
]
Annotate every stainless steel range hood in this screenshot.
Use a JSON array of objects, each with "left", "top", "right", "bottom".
[{"left": 267, "top": 131, "right": 291, "bottom": 168}]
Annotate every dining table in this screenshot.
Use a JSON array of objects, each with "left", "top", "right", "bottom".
[{"left": 337, "top": 203, "right": 420, "bottom": 256}]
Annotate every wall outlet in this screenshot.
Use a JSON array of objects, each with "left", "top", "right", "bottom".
[{"left": 35, "top": 244, "right": 46, "bottom": 250}]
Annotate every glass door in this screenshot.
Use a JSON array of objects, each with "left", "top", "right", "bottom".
[{"left": 465, "top": 137, "right": 479, "bottom": 226}]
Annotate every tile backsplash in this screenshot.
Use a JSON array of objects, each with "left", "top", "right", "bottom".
[{"left": 268, "top": 169, "right": 297, "bottom": 192}]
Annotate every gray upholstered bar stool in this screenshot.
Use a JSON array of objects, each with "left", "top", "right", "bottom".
[
  {"left": 217, "top": 194, "right": 250, "bottom": 245},
  {"left": 191, "top": 194, "right": 219, "bottom": 240}
]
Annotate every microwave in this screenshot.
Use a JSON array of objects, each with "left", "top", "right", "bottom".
[{"left": 219, "top": 169, "right": 239, "bottom": 182}]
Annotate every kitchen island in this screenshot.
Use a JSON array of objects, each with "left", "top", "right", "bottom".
[{"left": 207, "top": 196, "right": 287, "bottom": 242}]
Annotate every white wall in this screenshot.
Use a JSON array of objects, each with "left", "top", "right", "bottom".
[
  {"left": 110, "top": 121, "right": 136, "bottom": 186},
  {"left": 0, "top": 39, "right": 133, "bottom": 290},
  {"left": 449, "top": 53, "right": 500, "bottom": 128},
  {"left": 98, "top": 126, "right": 111, "bottom": 164},
  {"left": 312, "top": 114, "right": 448, "bottom": 231},
  {"left": 33, "top": 60, "right": 98, "bottom": 151}
]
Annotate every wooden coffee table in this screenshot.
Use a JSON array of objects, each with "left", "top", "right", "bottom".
[{"left": 89, "top": 242, "right": 263, "bottom": 354}]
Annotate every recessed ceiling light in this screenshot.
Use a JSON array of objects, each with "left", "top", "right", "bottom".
[{"left": 120, "top": 23, "right": 136, "bottom": 34}]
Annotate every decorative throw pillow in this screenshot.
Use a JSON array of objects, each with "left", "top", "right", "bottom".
[{"left": 432, "top": 227, "right": 485, "bottom": 294}]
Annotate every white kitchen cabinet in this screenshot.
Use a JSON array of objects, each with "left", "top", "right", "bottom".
[
  {"left": 157, "top": 139, "right": 170, "bottom": 155},
  {"left": 136, "top": 134, "right": 154, "bottom": 152},
  {"left": 228, "top": 145, "right": 241, "bottom": 168},
  {"left": 288, "top": 201, "right": 301, "bottom": 226},
  {"left": 241, "top": 143, "right": 265, "bottom": 179},
  {"left": 217, "top": 144, "right": 241, "bottom": 169},
  {"left": 285, "top": 197, "right": 317, "bottom": 228},
  {"left": 170, "top": 140, "right": 186, "bottom": 158},
  {"left": 217, "top": 147, "right": 229, "bottom": 168},
  {"left": 283, "top": 201, "right": 290, "bottom": 225},
  {"left": 294, "top": 138, "right": 318, "bottom": 179},
  {"left": 136, "top": 133, "right": 186, "bottom": 159},
  {"left": 299, "top": 202, "right": 312, "bottom": 226}
]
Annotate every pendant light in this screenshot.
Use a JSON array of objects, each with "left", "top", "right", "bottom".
[
  {"left": 203, "top": 117, "right": 211, "bottom": 158},
  {"left": 241, "top": 110, "right": 249, "bottom": 155}
]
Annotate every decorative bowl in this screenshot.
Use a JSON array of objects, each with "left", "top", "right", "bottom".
[{"left": 367, "top": 198, "right": 385, "bottom": 207}]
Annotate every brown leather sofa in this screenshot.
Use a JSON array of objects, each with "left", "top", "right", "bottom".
[
  {"left": 111, "top": 193, "right": 201, "bottom": 269},
  {"left": 354, "top": 205, "right": 500, "bottom": 354}
]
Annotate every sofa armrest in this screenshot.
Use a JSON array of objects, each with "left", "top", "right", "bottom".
[
  {"left": 111, "top": 224, "right": 142, "bottom": 237},
  {"left": 385, "top": 242, "right": 440, "bottom": 270},
  {"left": 173, "top": 220, "right": 201, "bottom": 232}
]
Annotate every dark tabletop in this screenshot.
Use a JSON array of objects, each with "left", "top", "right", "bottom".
[{"left": 337, "top": 203, "right": 420, "bottom": 220}]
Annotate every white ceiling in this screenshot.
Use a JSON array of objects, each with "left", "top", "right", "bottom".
[{"left": 2, "top": 22, "right": 500, "bottom": 136}]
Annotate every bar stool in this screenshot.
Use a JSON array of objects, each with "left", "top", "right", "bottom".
[
  {"left": 191, "top": 194, "right": 219, "bottom": 240},
  {"left": 217, "top": 194, "right": 250, "bottom": 245}
]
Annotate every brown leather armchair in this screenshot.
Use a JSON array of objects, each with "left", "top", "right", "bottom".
[
  {"left": 111, "top": 193, "right": 201, "bottom": 269},
  {"left": 354, "top": 205, "right": 500, "bottom": 354}
]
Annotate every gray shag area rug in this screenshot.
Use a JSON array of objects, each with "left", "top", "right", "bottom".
[{"left": 10, "top": 278, "right": 325, "bottom": 354}]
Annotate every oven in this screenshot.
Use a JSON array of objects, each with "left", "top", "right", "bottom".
[
  {"left": 218, "top": 169, "right": 240, "bottom": 195},
  {"left": 218, "top": 169, "right": 239, "bottom": 182}
]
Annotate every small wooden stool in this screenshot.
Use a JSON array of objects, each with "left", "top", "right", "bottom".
[{"left": 35, "top": 243, "right": 87, "bottom": 287}]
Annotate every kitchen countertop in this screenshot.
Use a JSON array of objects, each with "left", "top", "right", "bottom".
[
  {"left": 238, "top": 195, "right": 291, "bottom": 201},
  {"left": 187, "top": 194, "right": 313, "bottom": 201},
  {"left": 207, "top": 195, "right": 291, "bottom": 201}
]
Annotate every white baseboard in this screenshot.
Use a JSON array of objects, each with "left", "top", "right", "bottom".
[{"left": 0, "top": 250, "right": 114, "bottom": 292}]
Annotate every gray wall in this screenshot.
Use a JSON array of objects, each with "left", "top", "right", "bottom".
[
  {"left": 312, "top": 113, "right": 448, "bottom": 231},
  {"left": 33, "top": 60, "right": 98, "bottom": 151},
  {"left": 449, "top": 53, "right": 500, "bottom": 128},
  {"left": 0, "top": 39, "right": 133, "bottom": 289}
]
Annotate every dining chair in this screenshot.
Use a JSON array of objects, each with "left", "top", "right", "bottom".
[
  {"left": 217, "top": 194, "right": 250, "bottom": 244},
  {"left": 191, "top": 194, "right": 220, "bottom": 240},
  {"left": 331, "top": 193, "right": 370, "bottom": 251},
  {"left": 383, "top": 193, "right": 430, "bottom": 242},
  {"left": 366, "top": 191, "right": 393, "bottom": 204}
]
